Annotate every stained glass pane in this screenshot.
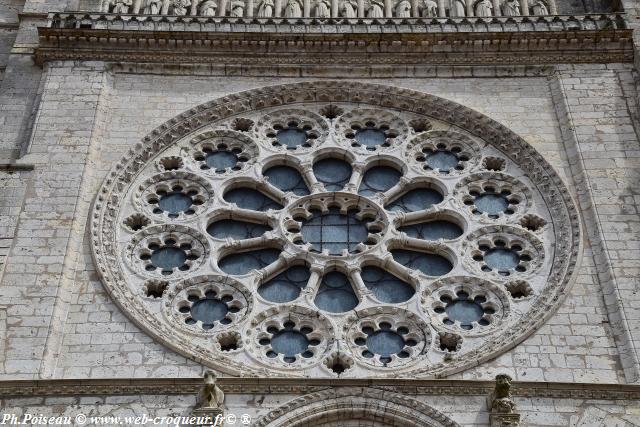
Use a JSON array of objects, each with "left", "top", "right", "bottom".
[
  {"left": 391, "top": 249, "right": 452, "bottom": 276},
  {"left": 386, "top": 189, "right": 443, "bottom": 212},
  {"left": 399, "top": 220, "right": 462, "bottom": 240},
  {"left": 207, "top": 219, "right": 271, "bottom": 240},
  {"left": 271, "top": 330, "right": 309, "bottom": 357},
  {"left": 224, "top": 188, "right": 283, "bottom": 211},
  {"left": 484, "top": 248, "right": 519, "bottom": 271},
  {"left": 264, "top": 165, "right": 310, "bottom": 196},
  {"left": 313, "top": 158, "right": 352, "bottom": 191},
  {"left": 314, "top": 271, "right": 358, "bottom": 313},
  {"left": 360, "top": 266, "right": 414, "bottom": 303},
  {"left": 301, "top": 207, "right": 369, "bottom": 255},
  {"left": 218, "top": 248, "right": 281, "bottom": 275},
  {"left": 358, "top": 166, "right": 402, "bottom": 196},
  {"left": 258, "top": 265, "right": 310, "bottom": 303},
  {"left": 475, "top": 193, "right": 509, "bottom": 215}
]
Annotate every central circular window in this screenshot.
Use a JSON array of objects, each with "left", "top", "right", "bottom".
[
  {"left": 286, "top": 193, "right": 387, "bottom": 257},
  {"left": 301, "top": 208, "right": 370, "bottom": 255}
]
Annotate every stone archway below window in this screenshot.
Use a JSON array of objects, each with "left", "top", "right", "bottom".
[{"left": 254, "top": 387, "right": 461, "bottom": 427}]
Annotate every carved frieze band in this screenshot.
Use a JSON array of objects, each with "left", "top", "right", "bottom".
[
  {"left": 1, "top": 379, "right": 640, "bottom": 400},
  {"left": 36, "top": 13, "right": 633, "bottom": 66}
]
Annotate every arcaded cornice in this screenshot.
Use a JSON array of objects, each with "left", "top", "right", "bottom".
[
  {"left": 34, "top": 13, "right": 633, "bottom": 65},
  {"left": 1, "top": 378, "right": 640, "bottom": 400}
]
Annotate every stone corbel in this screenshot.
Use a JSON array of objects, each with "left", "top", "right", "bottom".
[{"left": 488, "top": 374, "right": 521, "bottom": 427}]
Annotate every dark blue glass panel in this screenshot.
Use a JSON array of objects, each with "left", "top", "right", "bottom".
[
  {"left": 360, "top": 266, "right": 414, "bottom": 303},
  {"left": 301, "top": 207, "right": 369, "bottom": 255},
  {"left": 484, "top": 248, "right": 519, "bottom": 271},
  {"left": 206, "top": 151, "right": 238, "bottom": 171},
  {"left": 355, "top": 128, "right": 386, "bottom": 148},
  {"left": 224, "top": 188, "right": 283, "bottom": 211},
  {"left": 399, "top": 220, "right": 463, "bottom": 241},
  {"left": 158, "top": 192, "right": 192, "bottom": 214},
  {"left": 475, "top": 193, "right": 509, "bottom": 215},
  {"left": 366, "top": 330, "right": 405, "bottom": 357},
  {"left": 313, "top": 159, "right": 352, "bottom": 191},
  {"left": 218, "top": 248, "right": 281, "bottom": 275},
  {"left": 358, "top": 166, "right": 402, "bottom": 196},
  {"left": 426, "top": 150, "right": 459, "bottom": 172},
  {"left": 264, "top": 166, "right": 310, "bottom": 196},
  {"left": 314, "top": 271, "right": 358, "bottom": 313},
  {"left": 386, "top": 189, "right": 443, "bottom": 213},
  {"left": 392, "top": 249, "right": 452, "bottom": 276},
  {"left": 445, "top": 300, "right": 484, "bottom": 327},
  {"left": 191, "top": 298, "right": 228, "bottom": 325},
  {"left": 207, "top": 219, "right": 271, "bottom": 240},
  {"left": 277, "top": 128, "right": 308, "bottom": 149},
  {"left": 258, "top": 265, "right": 310, "bottom": 303},
  {"left": 151, "top": 247, "right": 186, "bottom": 270},
  {"left": 271, "top": 330, "right": 309, "bottom": 357}
]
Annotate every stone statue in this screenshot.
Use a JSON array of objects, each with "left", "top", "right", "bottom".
[
  {"left": 314, "top": 0, "right": 331, "bottom": 17},
  {"left": 108, "top": 0, "right": 133, "bottom": 14},
  {"left": 284, "top": 0, "right": 303, "bottom": 17},
  {"left": 490, "top": 374, "right": 516, "bottom": 414},
  {"left": 230, "top": 0, "right": 245, "bottom": 16},
  {"left": 171, "top": 0, "right": 192, "bottom": 14},
  {"left": 421, "top": 0, "right": 438, "bottom": 17},
  {"left": 475, "top": 0, "right": 492, "bottom": 16},
  {"left": 531, "top": 0, "right": 548, "bottom": 15},
  {"left": 395, "top": 0, "right": 412, "bottom": 17},
  {"left": 257, "top": 0, "right": 274, "bottom": 16},
  {"left": 197, "top": 370, "right": 225, "bottom": 409},
  {"left": 501, "top": 0, "right": 520, "bottom": 16},
  {"left": 142, "top": 0, "right": 163, "bottom": 14},
  {"left": 367, "top": 0, "right": 384, "bottom": 17},
  {"left": 199, "top": 0, "right": 218, "bottom": 15},
  {"left": 340, "top": 0, "right": 358, "bottom": 17},
  {"left": 449, "top": 0, "right": 465, "bottom": 16}
]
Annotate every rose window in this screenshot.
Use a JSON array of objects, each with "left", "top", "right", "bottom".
[{"left": 94, "top": 82, "right": 579, "bottom": 378}]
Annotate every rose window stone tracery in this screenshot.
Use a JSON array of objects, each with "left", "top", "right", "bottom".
[{"left": 93, "top": 81, "right": 580, "bottom": 378}]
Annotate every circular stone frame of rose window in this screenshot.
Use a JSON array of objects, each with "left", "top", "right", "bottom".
[{"left": 91, "top": 81, "right": 581, "bottom": 378}]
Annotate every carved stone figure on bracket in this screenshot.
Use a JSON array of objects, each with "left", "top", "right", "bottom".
[
  {"left": 257, "top": 0, "right": 274, "bottom": 16},
  {"left": 501, "top": 0, "right": 520, "bottom": 15},
  {"left": 489, "top": 374, "right": 521, "bottom": 426},
  {"left": 230, "top": 0, "right": 245, "bottom": 16},
  {"left": 530, "top": 0, "right": 548, "bottom": 15},
  {"left": 199, "top": 0, "right": 218, "bottom": 15},
  {"left": 314, "top": 0, "right": 331, "bottom": 17},
  {"left": 197, "top": 370, "right": 225, "bottom": 410},
  {"left": 449, "top": 0, "right": 465, "bottom": 16},
  {"left": 171, "top": 0, "right": 192, "bottom": 14},
  {"left": 421, "top": 0, "right": 438, "bottom": 17},
  {"left": 284, "top": 0, "right": 303, "bottom": 17},
  {"left": 395, "top": 0, "right": 412, "bottom": 17},
  {"left": 367, "top": 0, "right": 384, "bottom": 17},
  {"left": 475, "top": 0, "right": 492, "bottom": 16},
  {"left": 142, "top": 0, "right": 163, "bottom": 14},
  {"left": 340, "top": 0, "right": 358, "bottom": 17},
  {"left": 490, "top": 374, "right": 515, "bottom": 413},
  {"left": 107, "top": 0, "right": 133, "bottom": 14}
]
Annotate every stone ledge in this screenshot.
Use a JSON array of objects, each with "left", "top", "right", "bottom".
[{"left": 1, "top": 378, "right": 639, "bottom": 400}]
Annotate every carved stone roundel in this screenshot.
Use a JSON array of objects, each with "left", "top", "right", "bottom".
[{"left": 91, "top": 81, "right": 581, "bottom": 378}]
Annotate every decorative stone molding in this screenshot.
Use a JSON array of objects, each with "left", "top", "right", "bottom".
[
  {"left": 90, "top": 81, "right": 581, "bottom": 378},
  {"left": 253, "top": 387, "right": 461, "bottom": 427},
  {"left": 2, "top": 378, "right": 640, "bottom": 400},
  {"left": 35, "top": 13, "right": 632, "bottom": 66}
]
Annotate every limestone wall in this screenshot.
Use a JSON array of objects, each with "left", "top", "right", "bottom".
[{"left": 1, "top": 61, "right": 637, "bottom": 384}]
